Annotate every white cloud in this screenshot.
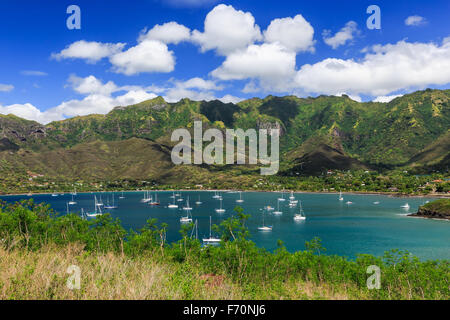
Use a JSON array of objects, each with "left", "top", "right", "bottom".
[
  {"left": 68, "top": 75, "right": 118, "bottom": 95},
  {"left": 335, "top": 93, "right": 362, "bottom": 102},
  {"left": 52, "top": 40, "right": 126, "bottom": 63},
  {"left": 0, "top": 103, "right": 53, "bottom": 123},
  {"left": 373, "top": 94, "right": 403, "bottom": 103},
  {"left": 294, "top": 39, "right": 450, "bottom": 97},
  {"left": 405, "top": 15, "right": 426, "bottom": 26},
  {"left": 211, "top": 42, "right": 296, "bottom": 91},
  {"left": 139, "top": 22, "right": 191, "bottom": 44},
  {"left": 109, "top": 40, "right": 175, "bottom": 75},
  {"left": 323, "top": 21, "right": 359, "bottom": 49},
  {"left": 192, "top": 4, "right": 262, "bottom": 55},
  {"left": 264, "top": 15, "right": 315, "bottom": 53},
  {"left": 0, "top": 84, "right": 14, "bottom": 92},
  {"left": 20, "top": 70, "right": 48, "bottom": 76}
]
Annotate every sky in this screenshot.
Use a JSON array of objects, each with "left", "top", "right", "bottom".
[{"left": 0, "top": 0, "right": 449, "bottom": 123}]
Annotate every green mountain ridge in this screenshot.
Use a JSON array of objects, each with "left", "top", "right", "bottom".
[{"left": 0, "top": 89, "right": 449, "bottom": 184}]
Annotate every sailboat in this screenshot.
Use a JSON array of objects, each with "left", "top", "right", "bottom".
[
  {"left": 195, "top": 195, "right": 202, "bottom": 205},
  {"left": 97, "top": 194, "right": 104, "bottom": 207},
  {"left": 104, "top": 193, "right": 118, "bottom": 209},
  {"left": 289, "top": 191, "right": 295, "bottom": 200},
  {"left": 215, "top": 198, "right": 225, "bottom": 213},
  {"left": 236, "top": 191, "right": 244, "bottom": 203},
  {"left": 401, "top": 203, "right": 410, "bottom": 209},
  {"left": 68, "top": 193, "right": 77, "bottom": 205},
  {"left": 273, "top": 199, "right": 282, "bottom": 215},
  {"left": 168, "top": 194, "right": 178, "bottom": 209},
  {"left": 373, "top": 201, "right": 380, "bottom": 205},
  {"left": 71, "top": 187, "right": 77, "bottom": 196},
  {"left": 119, "top": 191, "right": 125, "bottom": 199},
  {"left": 85, "top": 196, "right": 103, "bottom": 217},
  {"left": 278, "top": 191, "right": 286, "bottom": 202},
  {"left": 177, "top": 193, "right": 184, "bottom": 202},
  {"left": 203, "top": 216, "right": 221, "bottom": 244},
  {"left": 258, "top": 209, "right": 272, "bottom": 231},
  {"left": 212, "top": 191, "right": 220, "bottom": 199},
  {"left": 183, "top": 197, "right": 192, "bottom": 210},
  {"left": 150, "top": 193, "right": 160, "bottom": 205},
  {"left": 141, "top": 191, "right": 152, "bottom": 203},
  {"left": 339, "top": 190, "right": 344, "bottom": 201},
  {"left": 294, "top": 201, "right": 306, "bottom": 221},
  {"left": 51, "top": 192, "right": 58, "bottom": 197},
  {"left": 180, "top": 205, "right": 193, "bottom": 223}
]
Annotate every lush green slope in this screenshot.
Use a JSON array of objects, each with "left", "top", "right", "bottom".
[{"left": 0, "top": 89, "right": 449, "bottom": 184}]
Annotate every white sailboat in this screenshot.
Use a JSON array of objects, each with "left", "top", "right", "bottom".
[
  {"left": 273, "top": 199, "right": 283, "bottom": 215},
  {"left": 183, "top": 197, "right": 192, "bottom": 210},
  {"left": 203, "top": 216, "right": 221, "bottom": 244},
  {"left": 258, "top": 209, "right": 272, "bottom": 231},
  {"left": 339, "top": 190, "right": 344, "bottom": 201},
  {"left": 104, "top": 193, "right": 118, "bottom": 209},
  {"left": 212, "top": 191, "right": 220, "bottom": 199},
  {"left": 373, "top": 201, "right": 380, "bottom": 205},
  {"left": 85, "top": 196, "right": 103, "bottom": 217},
  {"left": 51, "top": 192, "right": 58, "bottom": 197},
  {"left": 195, "top": 195, "right": 202, "bottom": 205},
  {"left": 278, "top": 191, "right": 286, "bottom": 202},
  {"left": 97, "top": 194, "right": 104, "bottom": 207},
  {"left": 294, "top": 201, "right": 306, "bottom": 221},
  {"left": 141, "top": 191, "right": 152, "bottom": 203},
  {"left": 71, "top": 187, "right": 77, "bottom": 196},
  {"left": 68, "top": 193, "right": 77, "bottom": 205},
  {"left": 119, "top": 191, "right": 125, "bottom": 199},
  {"left": 168, "top": 194, "right": 178, "bottom": 209},
  {"left": 401, "top": 203, "right": 410, "bottom": 209},
  {"left": 346, "top": 201, "right": 353, "bottom": 205},
  {"left": 180, "top": 205, "right": 193, "bottom": 223},
  {"left": 215, "top": 198, "right": 225, "bottom": 213},
  {"left": 236, "top": 191, "right": 244, "bottom": 203},
  {"left": 289, "top": 191, "right": 295, "bottom": 200}
]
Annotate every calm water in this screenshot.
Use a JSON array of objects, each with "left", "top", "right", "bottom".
[{"left": 1, "top": 191, "right": 449, "bottom": 260}]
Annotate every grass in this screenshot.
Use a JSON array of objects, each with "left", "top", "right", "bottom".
[{"left": 0, "top": 244, "right": 354, "bottom": 300}]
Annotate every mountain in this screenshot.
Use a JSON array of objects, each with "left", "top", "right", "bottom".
[{"left": 0, "top": 89, "right": 449, "bottom": 185}]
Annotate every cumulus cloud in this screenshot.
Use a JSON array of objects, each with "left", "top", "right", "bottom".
[
  {"left": 211, "top": 42, "right": 296, "bottom": 91},
  {"left": 139, "top": 22, "right": 191, "bottom": 44},
  {"left": 405, "top": 15, "right": 426, "bottom": 26},
  {"left": 51, "top": 40, "right": 126, "bottom": 63},
  {"left": 192, "top": 4, "right": 262, "bottom": 55},
  {"left": 294, "top": 39, "right": 450, "bottom": 97},
  {"left": 373, "top": 94, "right": 403, "bottom": 103},
  {"left": 109, "top": 40, "right": 175, "bottom": 75},
  {"left": 0, "top": 103, "right": 52, "bottom": 123},
  {"left": 263, "top": 14, "right": 315, "bottom": 53},
  {"left": 323, "top": 21, "right": 359, "bottom": 49},
  {"left": 0, "top": 84, "right": 14, "bottom": 92}
]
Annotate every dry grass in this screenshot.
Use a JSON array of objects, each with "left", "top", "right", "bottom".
[{"left": 0, "top": 245, "right": 354, "bottom": 300}]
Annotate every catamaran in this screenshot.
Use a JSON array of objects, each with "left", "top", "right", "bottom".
[
  {"left": 68, "top": 193, "right": 77, "bottom": 205},
  {"left": 273, "top": 199, "right": 282, "bottom": 215},
  {"left": 215, "top": 198, "right": 225, "bottom": 213},
  {"left": 195, "top": 195, "right": 202, "bottom": 205},
  {"left": 203, "top": 216, "right": 221, "bottom": 244},
  {"left": 258, "top": 209, "right": 272, "bottom": 231},
  {"left": 104, "top": 193, "right": 118, "bottom": 209},
  {"left": 294, "top": 201, "right": 306, "bottom": 221},
  {"left": 236, "top": 191, "right": 244, "bottom": 203},
  {"left": 339, "top": 190, "right": 344, "bottom": 201}
]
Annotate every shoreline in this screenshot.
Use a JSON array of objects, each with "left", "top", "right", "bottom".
[{"left": 1, "top": 189, "right": 449, "bottom": 199}]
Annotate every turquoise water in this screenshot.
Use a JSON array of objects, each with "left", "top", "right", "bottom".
[{"left": 1, "top": 191, "right": 449, "bottom": 260}]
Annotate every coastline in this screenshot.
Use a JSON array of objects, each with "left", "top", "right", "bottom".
[{"left": 1, "top": 189, "right": 449, "bottom": 198}]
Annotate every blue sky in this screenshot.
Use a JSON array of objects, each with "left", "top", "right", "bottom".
[{"left": 0, "top": 0, "right": 449, "bottom": 123}]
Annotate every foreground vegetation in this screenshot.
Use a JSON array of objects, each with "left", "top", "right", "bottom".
[{"left": 0, "top": 200, "right": 448, "bottom": 300}]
